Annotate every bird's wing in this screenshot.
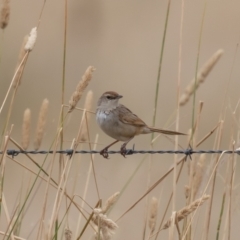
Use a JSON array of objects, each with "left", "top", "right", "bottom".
[{"left": 118, "top": 104, "right": 146, "bottom": 127}]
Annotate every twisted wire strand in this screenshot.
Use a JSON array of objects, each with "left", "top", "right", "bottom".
[{"left": 1, "top": 149, "right": 240, "bottom": 158}]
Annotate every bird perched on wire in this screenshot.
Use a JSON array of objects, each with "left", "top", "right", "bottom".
[{"left": 96, "top": 91, "right": 186, "bottom": 158}]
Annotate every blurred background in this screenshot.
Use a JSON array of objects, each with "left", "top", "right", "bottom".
[{"left": 1, "top": 0, "right": 240, "bottom": 239}]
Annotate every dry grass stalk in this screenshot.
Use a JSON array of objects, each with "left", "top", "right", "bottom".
[
  {"left": 36, "top": 128, "right": 62, "bottom": 240},
  {"left": 93, "top": 208, "right": 118, "bottom": 240},
  {"left": 148, "top": 197, "right": 158, "bottom": 234},
  {"left": 180, "top": 49, "right": 224, "bottom": 106},
  {"left": 74, "top": 109, "right": 86, "bottom": 148},
  {"left": 34, "top": 99, "right": 49, "bottom": 150},
  {"left": 64, "top": 228, "right": 72, "bottom": 240},
  {"left": 192, "top": 154, "right": 206, "bottom": 199},
  {"left": 21, "top": 108, "right": 31, "bottom": 150},
  {"left": 80, "top": 90, "right": 93, "bottom": 141},
  {"left": 13, "top": 35, "right": 28, "bottom": 88},
  {"left": 74, "top": 135, "right": 99, "bottom": 239},
  {"left": 47, "top": 139, "right": 75, "bottom": 239},
  {"left": 162, "top": 194, "right": 210, "bottom": 230},
  {"left": 187, "top": 128, "right": 193, "bottom": 144},
  {"left": 1, "top": 195, "right": 19, "bottom": 240},
  {"left": 0, "top": 125, "right": 13, "bottom": 167},
  {"left": 68, "top": 66, "right": 95, "bottom": 113},
  {"left": 203, "top": 122, "right": 224, "bottom": 239},
  {"left": 115, "top": 157, "right": 187, "bottom": 223},
  {"left": 102, "top": 192, "right": 120, "bottom": 214},
  {"left": 0, "top": 0, "right": 10, "bottom": 29},
  {"left": 24, "top": 27, "right": 37, "bottom": 51}
]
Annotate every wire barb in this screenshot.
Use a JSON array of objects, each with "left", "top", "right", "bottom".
[{"left": 184, "top": 145, "right": 193, "bottom": 161}]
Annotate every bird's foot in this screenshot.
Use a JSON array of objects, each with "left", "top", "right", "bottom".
[
  {"left": 120, "top": 144, "right": 127, "bottom": 158},
  {"left": 100, "top": 148, "right": 109, "bottom": 159}
]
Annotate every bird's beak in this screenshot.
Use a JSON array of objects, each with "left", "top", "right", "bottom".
[{"left": 117, "top": 95, "right": 123, "bottom": 99}]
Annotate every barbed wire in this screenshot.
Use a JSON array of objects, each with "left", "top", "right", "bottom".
[{"left": 0, "top": 149, "right": 240, "bottom": 158}]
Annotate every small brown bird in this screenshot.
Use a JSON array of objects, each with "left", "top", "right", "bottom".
[{"left": 96, "top": 91, "right": 185, "bottom": 158}]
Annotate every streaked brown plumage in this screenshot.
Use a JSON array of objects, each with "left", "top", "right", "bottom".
[{"left": 96, "top": 91, "right": 185, "bottom": 158}]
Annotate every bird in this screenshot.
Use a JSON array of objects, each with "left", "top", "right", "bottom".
[{"left": 96, "top": 91, "right": 185, "bottom": 158}]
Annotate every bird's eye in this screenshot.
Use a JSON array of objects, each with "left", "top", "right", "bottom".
[{"left": 107, "top": 96, "right": 113, "bottom": 100}]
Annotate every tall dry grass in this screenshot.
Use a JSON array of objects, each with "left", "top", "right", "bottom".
[{"left": 0, "top": 1, "right": 239, "bottom": 240}]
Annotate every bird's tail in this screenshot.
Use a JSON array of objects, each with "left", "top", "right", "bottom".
[{"left": 148, "top": 127, "right": 186, "bottom": 135}]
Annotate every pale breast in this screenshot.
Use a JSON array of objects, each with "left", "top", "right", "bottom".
[{"left": 96, "top": 109, "right": 138, "bottom": 142}]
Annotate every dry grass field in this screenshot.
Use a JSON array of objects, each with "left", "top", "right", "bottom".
[{"left": 1, "top": 1, "right": 240, "bottom": 239}]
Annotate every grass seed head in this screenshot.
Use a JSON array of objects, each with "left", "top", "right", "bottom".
[
  {"left": 80, "top": 90, "right": 93, "bottom": 142},
  {"left": 24, "top": 27, "right": 37, "bottom": 51},
  {"left": 102, "top": 192, "right": 120, "bottom": 214},
  {"left": 64, "top": 228, "right": 72, "bottom": 240},
  {"left": 180, "top": 49, "right": 224, "bottom": 106},
  {"left": 148, "top": 197, "right": 158, "bottom": 233},
  {"left": 0, "top": 0, "right": 10, "bottom": 29},
  {"left": 34, "top": 99, "right": 49, "bottom": 150},
  {"left": 162, "top": 194, "right": 210, "bottom": 230},
  {"left": 68, "top": 66, "right": 95, "bottom": 113},
  {"left": 21, "top": 108, "right": 31, "bottom": 150}
]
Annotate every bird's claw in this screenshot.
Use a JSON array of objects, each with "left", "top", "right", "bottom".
[
  {"left": 100, "top": 148, "right": 109, "bottom": 159},
  {"left": 120, "top": 145, "right": 127, "bottom": 158},
  {"left": 100, "top": 143, "right": 131, "bottom": 158}
]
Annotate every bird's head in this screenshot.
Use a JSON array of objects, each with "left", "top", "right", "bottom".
[{"left": 97, "top": 91, "right": 123, "bottom": 109}]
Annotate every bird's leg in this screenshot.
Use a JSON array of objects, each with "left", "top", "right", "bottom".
[
  {"left": 100, "top": 140, "right": 119, "bottom": 159},
  {"left": 120, "top": 137, "right": 134, "bottom": 157}
]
